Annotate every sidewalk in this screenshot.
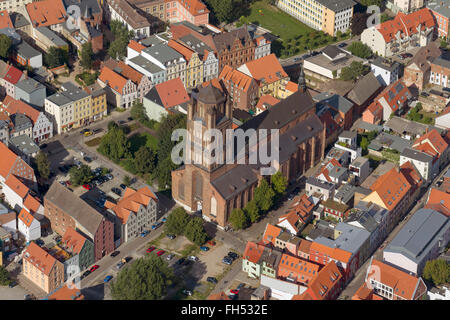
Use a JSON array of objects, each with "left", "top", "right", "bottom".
[{"left": 17, "top": 274, "right": 47, "bottom": 300}]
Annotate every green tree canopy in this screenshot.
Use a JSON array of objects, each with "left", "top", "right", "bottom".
[
  {"left": 98, "top": 126, "right": 131, "bottom": 162},
  {"left": 134, "top": 146, "right": 157, "bottom": 175},
  {"left": 44, "top": 47, "right": 68, "bottom": 68},
  {"left": 254, "top": 178, "right": 275, "bottom": 212},
  {"left": 422, "top": 259, "right": 450, "bottom": 286},
  {"left": 229, "top": 208, "right": 249, "bottom": 230},
  {"left": 0, "top": 266, "right": 11, "bottom": 286},
  {"left": 244, "top": 200, "right": 260, "bottom": 224},
  {"left": 0, "top": 34, "right": 12, "bottom": 59},
  {"left": 271, "top": 171, "right": 288, "bottom": 199},
  {"left": 69, "top": 164, "right": 94, "bottom": 186},
  {"left": 347, "top": 41, "right": 373, "bottom": 59},
  {"left": 110, "top": 255, "right": 174, "bottom": 300},
  {"left": 340, "top": 61, "right": 370, "bottom": 81},
  {"left": 184, "top": 217, "right": 208, "bottom": 245},
  {"left": 123, "top": 175, "right": 132, "bottom": 186},
  {"left": 165, "top": 207, "right": 190, "bottom": 235},
  {"left": 36, "top": 151, "right": 50, "bottom": 180},
  {"left": 80, "top": 42, "right": 93, "bottom": 70},
  {"left": 108, "top": 20, "right": 134, "bottom": 60}
]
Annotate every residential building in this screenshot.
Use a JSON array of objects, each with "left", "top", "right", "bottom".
[
  {"left": 305, "top": 177, "right": 335, "bottom": 201},
  {"left": 278, "top": 253, "right": 320, "bottom": 286},
  {"left": 105, "top": 0, "right": 150, "bottom": 37},
  {"left": 371, "top": 57, "right": 401, "bottom": 86},
  {"left": 435, "top": 106, "right": 450, "bottom": 129},
  {"left": 18, "top": 208, "right": 40, "bottom": 241},
  {"left": 303, "top": 45, "right": 365, "bottom": 80},
  {"left": 164, "top": 0, "right": 209, "bottom": 25},
  {"left": 361, "top": 8, "right": 435, "bottom": 57},
  {"left": 242, "top": 241, "right": 282, "bottom": 279},
  {"left": 0, "top": 0, "right": 32, "bottom": 13},
  {"left": 254, "top": 36, "right": 271, "bottom": 60},
  {"left": 44, "top": 181, "right": 114, "bottom": 262},
  {"left": 9, "top": 134, "right": 39, "bottom": 162},
  {"left": 168, "top": 39, "right": 203, "bottom": 89},
  {"left": 345, "top": 72, "right": 383, "bottom": 117},
  {"left": 218, "top": 66, "right": 259, "bottom": 111},
  {"left": 313, "top": 92, "right": 354, "bottom": 131},
  {"left": 0, "top": 63, "right": 24, "bottom": 97},
  {"left": 349, "top": 156, "right": 370, "bottom": 183},
  {"left": 237, "top": 53, "right": 289, "bottom": 99},
  {"left": 9, "top": 113, "right": 32, "bottom": 139},
  {"left": 0, "top": 212, "right": 16, "bottom": 234},
  {"left": 24, "top": 0, "right": 67, "bottom": 33},
  {"left": 277, "top": 194, "right": 315, "bottom": 235},
  {"left": 277, "top": 0, "right": 355, "bottom": 36},
  {"left": 367, "top": 132, "right": 412, "bottom": 157},
  {"left": 22, "top": 242, "right": 64, "bottom": 294},
  {"left": 143, "top": 77, "right": 189, "bottom": 121},
  {"left": 32, "top": 26, "right": 68, "bottom": 51},
  {"left": 428, "top": 285, "right": 450, "bottom": 300},
  {"left": 107, "top": 186, "right": 158, "bottom": 244},
  {"left": 97, "top": 66, "right": 137, "bottom": 109},
  {"left": 321, "top": 198, "right": 349, "bottom": 222},
  {"left": 60, "top": 82, "right": 91, "bottom": 128},
  {"left": 127, "top": 0, "right": 166, "bottom": 24},
  {"left": 2, "top": 96, "right": 53, "bottom": 143},
  {"left": 13, "top": 40, "right": 42, "bottom": 69},
  {"left": 14, "top": 78, "right": 46, "bottom": 108},
  {"left": 45, "top": 92, "right": 75, "bottom": 134},
  {"left": 383, "top": 208, "right": 449, "bottom": 275},
  {"left": 364, "top": 258, "right": 427, "bottom": 300},
  {"left": 255, "top": 94, "right": 280, "bottom": 115},
  {"left": 62, "top": 0, "right": 103, "bottom": 27},
  {"left": 0, "top": 117, "right": 9, "bottom": 145},
  {"left": 0, "top": 141, "right": 37, "bottom": 191},
  {"left": 400, "top": 147, "right": 437, "bottom": 182},
  {"left": 392, "top": 0, "right": 423, "bottom": 13},
  {"left": 430, "top": 52, "right": 450, "bottom": 87},
  {"left": 403, "top": 42, "right": 441, "bottom": 90},
  {"left": 412, "top": 129, "right": 449, "bottom": 170},
  {"left": 84, "top": 83, "right": 107, "bottom": 122},
  {"left": 427, "top": 0, "right": 450, "bottom": 39},
  {"left": 425, "top": 188, "right": 450, "bottom": 216},
  {"left": 61, "top": 226, "right": 94, "bottom": 273},
  {"left": 171, "top": 81, "right": 325, "bottom": 228},
  {"left": 45, "top": 283, "right": 84, "bottom": 300},
  {"left": 384, "top": 116, "right": 440, "bottom": 140},
  {"left": 260, "top": 274, "right": 307, "bottom": 300},
  {"left": 317, "top": 158, "right": 348, "bottom": 185}
]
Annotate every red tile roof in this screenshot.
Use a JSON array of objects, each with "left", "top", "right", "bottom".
[
  {"left": 18, "top": 208, "right": 34, "bottom": 228},
  {"left": 413, "top": 129, "right": 448, "bottom": 158},
  {"left": 277, "top": 253, "right": 320, "bottom": 285},
  {"left": 0, "top": 141, "right": 19, "bottom": 178},
  {"left": 3, "top": 64, "right": 23, "bottom": 85},
  {"left": 154, "top": 77, "right": 189, "bottom": 109},
  {"left": 167, "top": 39, "right": 195, "bottom": 61},
  {"left": 317, "top": 158, "right": 342, "bottom": 182},
  {"left": 23, "top": 242, "right": 57, "bottom": 276},
  {"left": 309, "top": 241, "right": 353, "bottom": 264},
  {"left": 369, "top": 167, "right": 411, "bottom": 211},
  {"left": 375, "top": 8, "right": 435, "bottom": 43},
  {"left": 242, "top": 241, "right": 265, "bottom": 264},
  {"left": 47, "top": 283, "right": 84, "bottom": 300},
  {"left": 109, "top": 186, "right": 158, "bottom": 224},
  {"left": 352, "top": 283, "right": 384, "bottom": 300},
  {"left": 240, "top": 53, "right": 288, "bottom": 86},
  {"left": 285, "top": 81, "right": 298, "bottom": 93},
  {"left": 255, "top": 94, "right": 280, "bottom": 111},
  {"left": 306, "top": 261, "right": 343, "bottom": 300},
  {"left": 278, "top": 194, "right": 314, "bottom": 233},
  {"left": 0, "top": 10, "right": 13, "bottom": 29},
  {"left": 207, "top": 291, "right": 231, "bottom": 300},
  {"left": 26, "top": 0, "right": 67, "bottom": 28},
  {"left": 219, "top": 65, "right": 256, "bottom": 93},
  {"left": 2, "top": 96, "right": 40, "bottom": 124},
  {"left": 298, "top": 239, "right": 312, "bottom": 254},
  {"left": 128, "top": 40, "right": 146, "bottom": 53},
  {"left": 103, "top": 59, "right": 145, "bottom": 86},
  {"left": 61, "top": 227, "right": 87, "bottom": 254},
  {"left": 98, "top": 66, "right": 128, "bottom": 94},
  {"left": 400, "top": 161, "right": 423, "bottom": 192}
]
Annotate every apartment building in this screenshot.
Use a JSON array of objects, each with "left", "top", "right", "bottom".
[
  {"left": 428, "top": 0, "right": 450, "bottom": 39},
  {"left": 15, "top": 78, "right": 46, "bottom": 108},
  {"left": 0, "top": 0, "right": 32, "bottom": 13},
  {"left": 60, "top": 82, "right": 91, "bottom": 128},
  {"left": 97, "top": 65, "right": 137, "bottom": 109},
  {"left": 392, "top": 0, "right": 424, "bottom": 13},
  {"left": 430, "top": 53, "right": 450, "bottom": 87},
  {"left": 164, "top": 0, "right": 209, "bottom": 25},
  {"left": 105, "top": 0, "right": 150, "bottom": 37},
  {"left": 277, "top": 0, "right": 355, "bottom": 36},
  {"left": 84, "top": 83, "right": 107, "bottom": 122},
  {"left": 24, "top": 0, "right": 67, "bottom": 34},
  {"left": 129, "top": 0, "right": 165, "bottom": 21},
  {"left": 168, "top": 39, "right": 203, "bottom": 89},
  {"left": 45, "top": 92, "right": 75, "bottom": 134}
]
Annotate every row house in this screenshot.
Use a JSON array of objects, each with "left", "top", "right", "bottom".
[
  {"left": 370, "top": 57, "right": 401, "bottom": 86},
  {"left": 0, "top": 61, "right": 25, "bottom": 97},
  {"left": 106, "top": 186, "right": 158, "bottom": 244},
  {"left": 428, "top": 0, "right": 450, "bottom": 39},
  {"left": 430, "top": 53, "right": 450, "bottom": 87},
  {"left": 22, "top": 242, "right": 64, "bottom": 294},
  {"left": 0, "top": 0, "right": 32, "bottom": 13},
  {"left": 15, "top": 78, "right": 46, "bottom": 108},
  {"left": 168, "top": 39, "right": 203, "bottom": 89},
  {"left": 218, "top": 65, "right": 259, "bottom": 111},
  {"left": 403, "top": 43, "right": 442, "bottom": 90},
  {"left": 425, "top": 187, "right": 450, "bottom": 216},
  {"left": 24, "top": 0, "right": 68, "bottom": 35},
  {"left": 61, "top": 82, "right": 92, "bottom": 128},
  {"left": 277, "top": 194, "right": 315, "bottom": 236},
  {"left": 345, "top": 73, "right": 384, "bottom": 118},
  {"left": 277, "top": 253, "right": 320, "bottom": 286},
  {"left": 391, "top": 0, "right": 423, "bottom": 13},
  {"left": 1, "top": 96, "right": 53, "bottom": 143},
  {"left": 97, "top": 65, "right": 137, "bottom": 109},
  {"left": 61, "top": 226, "right": 95, "bottom": 274},
  {"left": 412, "top": 128, "right": 449, "bottom": 171},
  {"left": 400, "top": 147, "right": 437, "bottom": 183},
  {"left": 105, "top": 0, "right": 150, "bottom": 38},
  {"left": 0, "top": 141, "right": 37, "bottom": 191},
  {"left": 84, "top": 83, "right": 108, "bottom": 122},
  {"left": 18, "top": 208, "right": 40, "bottom": 241},
  {"left": 44, "top": 181, "right": 114, "bottom": 262},
  {"left": 361, "top": 8, "right": 436, "bottom": 57},
  {"left": 242, "top": 241, "right": 282, "bottom": 279},
  {"left": 164, "top": 0, "right": 209, "bottom": 25}
]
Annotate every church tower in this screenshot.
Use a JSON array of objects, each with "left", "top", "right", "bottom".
[{"left": 298, "top": 63, "right": 306, "bottom": 93}]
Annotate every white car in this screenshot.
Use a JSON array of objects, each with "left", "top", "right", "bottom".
[
  {"left": 188, "top": 255, "right": 198, "bottom": 262},
  {"left": 166, "top": 254, "right": 174, "bottom": 261}
]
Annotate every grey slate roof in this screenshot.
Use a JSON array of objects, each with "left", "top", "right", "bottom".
[
  {"left": 16, "top": 78, "right": 45, "bottom": 94},
  {"left": 61, "top": 82, "right": 89, "bottom": 101},
  {"left": 306, "top": 176, "right": 335, "bottom": 190},
  {"left": 11, "top": 113, "right": 32, "bottom": 132},
  {"left": 371, "top": 56, "right": 400, "bottom": 72},
  {"left": 316, "top": 0, "right": 356, "bottom": 12},
  {"left": 46, "top": 92, "right": 72, "bottom": 106},
  {"left": 334, "top": 184, "right": 356, "bottom": 204},
  {"left": 10, "top": 12, "right": 30, "bottom": 29},
  {"left": 432, "top": 53, "right": 450, "bottom": 69},
  {"left": 427, "top": 1, "right": 450, "bottom": 19},
  {"left": 368, "top": 132, "right": 412, "bottom": 153},
  {"left": 313, "top": 92, "right": 353, "bottom": 114},
  {"left": 340, "top": 130, "right": 357, "bottom": 140},
  {"left": 315, "top": 222, "right": 370, "bottom": 254},
  {"left": 143, "top": 43, "right": 183, "bottom": 65},
  {"left": 385, "top": 208, "right": 449, "bottom": 265},
  {"left": 45, "top": 181, "right": 105, "bottom": 239},
  {"left": 140, "top": 35, "right": 165, "bottom": 47},
  {"left": 346, "top": 73, "right": 382, "bottom": 106},
  {"left": 401, "top": 147, "right": 433, "bottom": 163},
  {"left": 16, "top": 41, "right": 41, "bottom": 59},
  {"left": 0, "top": 28, "right": 21, "bottom": 45},
  {"left": 322, "top": 45, "right": 345, "bottom": 60},
  {"left": 36, "top": 27, "right": 67, "bottom": 47},
  {"left": 9, "top": 134, "right": 39, "bottom": 156},
  {"left": 351, "top": 156, "right": 369, "bottom": 168},
  {"left": 179, "top": 34, "right": 213, "bottom": 55},
  {"left": 63, "top": 0, "right": 102, "bottom": 16},
  {"left": 384, "top": 116, "right": 443, "bottom": 137},
  {"left": 129, "top": 55, "right": 164, "bottom": 74}
]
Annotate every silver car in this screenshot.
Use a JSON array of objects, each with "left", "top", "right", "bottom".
[{"left": 166, "top": 254, "right": 174, "bottom": 261}]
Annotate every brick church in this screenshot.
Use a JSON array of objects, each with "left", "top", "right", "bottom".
[{"left": 171, "top": 69, "right": 326, "bottom": 228}]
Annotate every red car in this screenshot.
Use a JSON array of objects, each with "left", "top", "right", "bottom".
[
  {"left": 90, "top": 265, "right": 99, "bottom": 272},
  {"left": 82, "top": 184, "right": 92, "bottom": 190},
  {"left": 156, "top": 250, "right": 165, "bottom": 257},
  {"left": 207, "top": 240, "right": 216, "bottom": 246},
  {"left": 146, "top": 246, "right": 156, "bottom": 253},
  {"left": 230, "top": 289, "right": 239, "bottom": 295}
]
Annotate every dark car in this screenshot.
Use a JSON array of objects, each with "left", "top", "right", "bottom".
[
  {"left": 127, "top": 117, "right": 133, "bottom": 121},
  {"left": 80, "top": 129, "right": 89, "bottom": 134},
  {"left": 207, "top": 277, "right": 218, "bottom": 284},
  {"left": 338, "top": 42, "right": 347, "bottom": 48},
  {"left": 84, "top": 156, "right": 93, "bottom": 163},
  {"left": 175, "top": 258, "right": 185, "bottom": 266},
  {"left": 8, "top": 281, "right": 17, "bottom": 288},
  {"left": 112, "top": 188, "right": 122, "bottom": 196},
  {"left": 124, "top": 256, "right": 133, "bottom": 263},
  {"left": 40, "top": 143, "right": 48, "bottom": 149},
  {"left": 222, "top": 257, "right": 232, "bottom": 265},
  {"left": 166, "top": 234, "right": 176, "bottom": 240},
  {"left": 82, "top": 270, "right": 91, "bottom": 278},
  {"left": 35, "top": 239, "right": 45, "bottom": 246},
  {"left": 119, "top": 184, "right": 127, "bottom": 190},
  {"left": 93, "top": 128, "right": 103, "bottom": 134},
  {"left": 311, "top": 51, "right": 320, "bottom": 56},
  {"left": 110, "top": 251, "right": 120, "bottom": 257},
  {"left": 228, "top": 252, "right": 239, "bottom": 260}
]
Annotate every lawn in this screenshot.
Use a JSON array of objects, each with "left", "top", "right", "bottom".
[
  {"left": 128, "top": 132, "right": 158, "bottom": 154},
  {"left": 243, "top": 1, "right": 314, "bottom": 40}
]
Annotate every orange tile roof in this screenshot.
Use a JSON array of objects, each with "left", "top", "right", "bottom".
[
  {"left": 369, "top": 167, "right": 411, "bottom": 211},
  {"left": 241, "top": 53, "right": 288, "bottom": 86},
  {"left": 400, "top": 161, "right": 423, "bottom": 192},
  {"left": 128, "top": 40, "right": 146, "bottom": 53},
  {"left": 0, "top": 212, "right": 16, "bottom": 225},
  {"left": 317, "top": 158, "right": 342, "bottom": 182},
  {"left": 242, "top": 241, "right": 265, "bottom": 264},
  {"left": 202, "top": 78, "right": 224, "bottom": 92},
  {"left": 278, "top": 253, "right": 320, "bottom": 285},
  {"left": 219, "top": 65, "right": 255, "bottom": 93},
  {"left": 0, "top": 10, "right": 13, "bottom": 29},
  {"left": 0, "top": 141, "right": 18, "bottom": 178},
  {"left": 5, "top": 174, "right": 29, "bottom": 199},
  {"left": 109, "top": 186, "right": 158, "bottom": 224},
  {"left": 262, "top": 223, "right": 283, "bottom": 245},
  {"left": 367, "top": 259, "right": 425, "bottom": 300},
  {"left": 104, "top": 200, "right": 116, "bottom": 210},
  {"left": 279, "top": 194, "right": 315, "bottom": 232},
  {"left": 352, "top": 282, "right": 383, "bottom": 300},
  {"left": 98, "top": 66, "right": 128, "bottom": 94},
  {"left": 23, "top": 194, "right": 41, "bottom": 214},
  {"left": 426, "top": 188, "right": 450, "bottom": 216},
  {"left": 2, "top": 96, "right": 40, "bottom": 124},
  {"left": 292, "top": 291, "right": 314, "bottom": 300},
  {"left": 309, "top": 241, "right": 353, "bottom": 264},
  {"left": 18, "top": 208, "right": 34, "bottom": 228},
  {"left": 169, "top": 0, "right": 209, "bottom": 17},
  {"left": 26, "top": 0, "right": 67, "bottom": 28},
  {"left": 298, "top": 239, "right": 312, "bottom": 254},
  {"left": 285, "top": 81, "right": 298, "bottom": 93},
  {"left": 255, "top": 94, "right": 280, "bottom": 111},
  {"left": 307, "top": 261, "right": 342, "bottom": 300},
  {"left": 413, "top": 129, "right": 448, "bottom": 158},
  {"left": 103, "top": 59, "right": 145, "bottom": 85},
  {"left": 375, "top": 8, "right": 435, "bottom": 43},
  {"left": 61, "top": 227, "right": 87, "bottom": 254},
  {"left": 377, "top": 79, "right": 411, "bottom": 112},
  {"left": 23, "top": 242, "right": 57, "bottom": 276},
  {"left": 167, "top": 39, "right": 195, "bottom": 61},
  {"left": 154, "top": 78, "right": 190, "bottom": 109},
  {"left": 47, "top": 283, "right": 84, "bottom": 300}
]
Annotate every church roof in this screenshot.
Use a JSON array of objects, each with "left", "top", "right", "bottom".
[{"left": 197, "top": 82, "right": 226, "bottom": 104}]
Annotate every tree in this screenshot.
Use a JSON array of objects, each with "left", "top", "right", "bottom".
[
  {"left": 351, "top": 12, "right": 369, "bottom": 36},
  {"left": 271, "top": 171, "right": 288, "bottom": 198},
  {"left": 134, "top": 146, "right": 157, "bottom": 175},
  {"left": 380, "top": 13, "right": 394, "bottom": 23},
  {"left": 110, "top": 255, "right": 174, "bottom": 300},
  {"left": 69, "top": 164, "right": 94, "bottom": 186},
  {"left": 123, "top": 175, "right": 132, "bottom": 187},
  {"left": 108, "top": 20, "right": 134, "bottom": 60},
  {"left": 360, "top": 0, "right": 383, "bottom": 6},
  {"left": 422, "top": 259, "right": 450, "bottom": 286},
  {"left": 0, "top": 266, "right": 11, "bottom": 286},
  {"left": 254, "top": 179, "right": 275, "bottom": 213},
  {"left": 44, "top": 47, "right": 68, "bottom": 68},
  {"left": 244, "top": 200, "right": 260, "bottom": 224},
  {"left": 360, "top": 136, "right": 369, "bottom": 154},
  {"left": 164, "top": 207, "right": 190, "bottom": 235},
  {"left": 0, "top": 34, "right": 12, "bottom": 59},
  {"left": 347, "top": 41, "right": 373, "bottom": 59},
  {"left": 108, "top": 121, "right": 119, "bottom": 131},
  {"left": 80, "top": 42, "right": 93, "bottom": 70},
  {"left": 131, "top": 101, "right": 148, "bottom": 122},
  {"left": 340, "top": 61, "right": 370, "bottom": 81},
  {"left": 98, "top": 126, "right": 131, "bottom": 162},
  {"left": 184, "top": 217, "right": 208, "bottom": 245},
  {"left": 229, "top": 208, "right": 249, "bottom": 230},
  {"left": 36, "top": 151, "right": 50, "bottom": 180}
]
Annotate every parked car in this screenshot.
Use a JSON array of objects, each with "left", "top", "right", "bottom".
[
  {"left": 293, "top": 57, "right": 300, "bottom": 62},
  {"left": 156, "top": 250, "right": 165, "bottom": 257},
  {"left": 93, "top": 128, "right": 103, "bottom": 134},
  {"left": 188, "top": 255, "right": 198, "bottom": 261},
  {"left": 166, "top": 254, "right": 174, "bottom": 261},
  {"left": 161, "top": 217, "right": 167, "bottom": 223},
  {"left": 230, "top": 289, "right": 239, "bottom": 295},
  {"left": 103, "top": 275, "right": 113, "bottom": 283},
  {"left": 84, "top": 131, "right": 93, "bottom": 137},
  {"left": 35, "top": 239, "right": 44, "bottom": 246},
  {"left": 146, "top": 246, "right": 156, "bottom": 253},
  {"left": 118, "top": 120, "right": 126, "bottom": 125},
  {"left": 90, "top": 265, "right": 99, "bottom": 272},
  {"left": 151, "top": 222, "right": 162, "bottom": 230},
  {"left": 40, "top": 143, "right": 48, "bottom": 149},
  {"left": 116, "top": 262, "right": 124, "bottom": 270},
  {"left": 182, "top": 289, "right": 192, "bottom": 296},
  {"left": 84, "top": 156, "right": 93, "bottom": 163},
  {"left": 124, "top": 256, "right": 132, "bottom": 263},
  {"left": 110, "top": 251, "right": 120, "bottom": 257},
  {"left": 82, "top": 270, "right": 91, "bottom": 278},
  {"left": 119, "top": 184, "right": 127, "bottom": 190},
  {"left": 207, "top": 277, "right": 218, "bottom": 284},
  {"left": 24, "top": 294, "right": 34, "bottom": 300},
  {"left": 207, "top": 240, "right": 216, "bottom": 246},
  {"left": 140, "top": 230, "right": 150, "bottom": 237},
  {"left": 111, "top": 188, "right": 122, "bottom": 196},
  {"left": 8, "top": 281, "right": 17, "bottom": 288},
  {"left": 338, "top": 42, "right": 347, "bottom": 48},
  {"left": 166, "top": 234, "right": 176, "bottom": 240},
  {"left": 228, "top": 252, "right": 239, "bottom": 260},
  {"left": 222, "top": 257, "right": 232, "bottom": 265},
  {"left": 80, "top": 129, "right": 89, "bottom": 134},
  {"left": 82, "top": 184, "right": 92, "bottom": 190},
  {"left": 175, "top": 258, "right": 185, "bottom": 265},
  {"left": 200, "top": 246, "right": 209, "bottom": 252}
]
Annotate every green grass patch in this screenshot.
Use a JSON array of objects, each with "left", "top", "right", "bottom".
[
  {"left": 115, "top": 107, "right": 126, "bottom": 112},
  {"left": 85, "top": 137, "right": 102, "bottom": 147},
  {"left": 129, "top": 132, "right": 159, "bottom": 155},
  {"left": 147, "top": 232, "right": 166, "bottom": 247},
  {"left": 381, "top": 149, "right": 400, "bottom": 163},
  {"left": 179, "top": 243, "right": 200, "bottom": 258}
]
